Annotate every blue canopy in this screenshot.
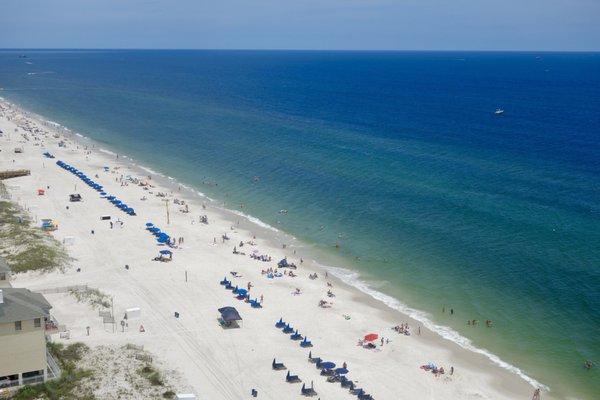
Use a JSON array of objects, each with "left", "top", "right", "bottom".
[
  {"left": 157, "top": 237, "right": 169, "bottom": 243},
  {"left": 159, "top": 250, "right": 172, "bottom": 255},
  {"left": 236, "top": 288, "right": 248, "bottom": 296},
  {"left": 145, "top": 223, "right": 154, "bottom": 227},
  {"left": 335, "top": 367, "right": 349, "bottom": 375},
  {"left": 321, "top": 362, "right": 336, "bottom": 370}
]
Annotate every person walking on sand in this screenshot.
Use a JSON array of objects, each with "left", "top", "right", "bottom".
[{"left": 532, "top": 388, "right": 541, "bottom": 400}]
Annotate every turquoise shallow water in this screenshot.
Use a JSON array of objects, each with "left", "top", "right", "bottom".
[{"left": 0, "top": 50, "right": 599, "bottom": 398}]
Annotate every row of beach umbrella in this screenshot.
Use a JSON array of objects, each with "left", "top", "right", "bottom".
[
  {"left": 145, "top": 222, "right": 171, "bottom": 245},
  {"left": 56, "top": 160, "right": 136, "bottom": 216},
  {"left": 219, "top": 278, "right": 262, "bottom": 308}
]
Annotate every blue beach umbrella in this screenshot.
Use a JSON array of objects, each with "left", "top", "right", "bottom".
[
  {"left": 145, "top": 223, "right": 154, "bottom": 227},
  {"left": 320, "top": 362, "right": 336, "bottom": 370},
  {"left": 335, "top": 367, "right": 349, "bottom": 375},
  {"left": 159, "top": 250, "right": 172, "bottom": 255},
  {"left": 236, "top": 288, "right": 248, "bottom": 296}
]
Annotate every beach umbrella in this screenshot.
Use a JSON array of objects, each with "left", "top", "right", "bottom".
[
  {"left": 320, "top": 362, "right": 336, "bottom": 370},
  {"left": 335, "top": 367, "right": 349, "bottom": 375},
  {"left": 157, "top": 237, "right": 169, "bottom": 244},
  {"left": 364, "top": 333, "right": 378, "bottom": 342},
  {"left": 145, "top": 223, "right": 154, "bottom": 227},
  {"left": 159, "top": 250, "right": 172, "bottom": 255},
  {"left": 236, "top": 288, "right": 248, "bottom": 296}
]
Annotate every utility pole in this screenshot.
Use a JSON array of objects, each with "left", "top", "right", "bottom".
[
  {"left": 163, "top": 199, "right": 170, "bottom": 225},
  {"left": 111, "top": 296, "right": 115, "bottom": 333}
]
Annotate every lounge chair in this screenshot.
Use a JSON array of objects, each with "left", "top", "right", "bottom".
[
  {"left": 359, "top": 394, "right": 374, "bottom": 400},
  {"left": 250, "top": 299, "right": 262, "bottom": 308},
  {"left": 275, "top": 318, "right": 285, "bottom": 328},
  {"left": 351, "top": 388, "right": 364, "bottom": 396},
  {"left": 286, "top": 371, "right": 301, "bottom": 383},
  {"left": 300, "top": 337, "right": 312, "bottom": 347},
  {"left": 320, "top": 368, "right": 335, "bottom": 376},
  {"left": 283, "top": 324, "right": 294, "bottom": 334},
  {"left": 272, "top": 358, "right": 286, "bottom": 371},
  {"left": 340, "top": 376, "right": 352, "bottom": 388},
  {"left": 225, "top": 282, "right": 233, "bottom": 290},
  {"left": 310, "top": 356, "right": 322, "bottom": 365},
  {"left": 290, "top": 330, "right": 303, "bottom": 340},
  {"left": 301, "top": 382, "right": 317, "bottom": 397},
  {"left": 220, "top": 277, "right": 229, "bottom": 285}
]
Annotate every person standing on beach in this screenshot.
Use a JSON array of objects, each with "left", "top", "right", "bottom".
[{"left": 532, "top": 388, "right": 541, "bottom": 400}]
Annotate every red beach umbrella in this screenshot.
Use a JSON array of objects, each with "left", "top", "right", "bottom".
[{"left": 364, "top": 333, "right": 378, "bottom": 342}]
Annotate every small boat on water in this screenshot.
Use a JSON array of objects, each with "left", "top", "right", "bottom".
[{"left": 494, "top": 108, "right": 505, "bottom": 115}]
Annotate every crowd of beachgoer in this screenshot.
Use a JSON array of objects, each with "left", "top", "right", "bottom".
[
  {"left": 393, "top": 323, "right": 411, "bottom": 335},
  {"left": 251, "top": 252, "right": 272, "bottom": 262}
]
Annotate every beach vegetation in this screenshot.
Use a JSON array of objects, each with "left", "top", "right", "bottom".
[
  {"left": 69, "top": 287, "right": 111, "bottom": 310},
  {"left": 11, "top": 342, "right": 95, "bottom": 400},
  {"left": 0, "top": 200, "right": 71, "bottom": 273},
  {"left": 138, "top": 364, "right": 164, "bottom": 386}
]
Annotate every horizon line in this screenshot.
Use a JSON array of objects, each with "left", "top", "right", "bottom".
[{"left": 1, "top": 47, "right": 599, "bottom": 53}]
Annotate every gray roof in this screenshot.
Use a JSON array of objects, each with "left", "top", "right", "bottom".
[
  {"left": 0, "top": 256, "right": 10, "bottom": 273},
  {"left": 0, "top": 288, "right": 51, "bottom": 323}
]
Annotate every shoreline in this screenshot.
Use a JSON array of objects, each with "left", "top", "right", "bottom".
[{"left": 0, "top": 97, "right": 547, "bottom": 399}]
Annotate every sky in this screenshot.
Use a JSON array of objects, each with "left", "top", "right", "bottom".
[{"left": 0, "top": 0, "right": 599, "bottom": 51}]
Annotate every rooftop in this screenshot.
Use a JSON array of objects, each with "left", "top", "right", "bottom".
[{"left": 0, "top": 288, "right": 51, "bottom": 324}]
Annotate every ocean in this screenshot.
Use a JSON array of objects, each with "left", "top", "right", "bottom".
[{"left": 1, "top": 50, "right": 598, "bottom": 399}]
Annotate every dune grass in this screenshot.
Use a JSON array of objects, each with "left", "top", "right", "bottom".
[{"left": 0, "top": 199, "right": 70, "bottom": 273}]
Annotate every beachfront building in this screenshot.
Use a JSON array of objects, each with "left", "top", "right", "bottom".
[
  {"left": 0, "top": 257, "right": 10, "bottom": 288},
  {"left": 0, "top": 288, "right": 61, "bottom": 391}
]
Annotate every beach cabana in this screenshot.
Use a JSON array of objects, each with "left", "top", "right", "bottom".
[{"left": 218, "top": 306, "right": 242, "bottom": 328}]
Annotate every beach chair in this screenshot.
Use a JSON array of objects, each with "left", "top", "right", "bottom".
[
  {"left": 308, "top": 351, "right": 318, "bottom": 363},
  {"left": 290, "top": 330, "right": 303, "bottom": 340},
  {"left": 225, "top": 282, "right": 233, "bottom": 290},
  {"left": 320, "top": 368, "right": 335, "bottom": 376},
  {"left": 301, "top": 382, "right": 317, "bottom": 397},
  {"left": 220, "top": 277, "right": 229, "bottom": 285},
  {"left": 310, "top": 357, "right": 322, "bottom": 365},
  {"left": 232, "top": 286, "right": 240, "bottom": 294},
  {"left": 286, "top": 370, "right": 301, "bottom": 383},
  {"left": 250, "top": 299, "right": 262, "bottom": 308},
  {"left": 300, "top": 337, "right": 312, "bottom": 347},
  {"left": 283, "top": 324, "right": 294, "bottom": 334},
  {"left": 272, "top": 358, "right": 286, "bottom": 371},
  {"left": 340, "top": 376, "right": 353, "bottom": 388},
  {"left": 275, "top": 318, "right": 285, "bottom": 328},
  {"left": 359, "top": 394, "right": 373, "bottom": 400},
  {"left": 351, "top": 388, "right": 364, "bottom": 396}
]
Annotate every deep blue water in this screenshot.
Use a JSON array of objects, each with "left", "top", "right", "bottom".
[{"left": 1, "top": 50, "right": 599, "bottom": 398}]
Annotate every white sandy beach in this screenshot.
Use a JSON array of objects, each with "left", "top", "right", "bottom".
[{"left": 0, "top": 99, "right": 544, "bottom": 399}]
